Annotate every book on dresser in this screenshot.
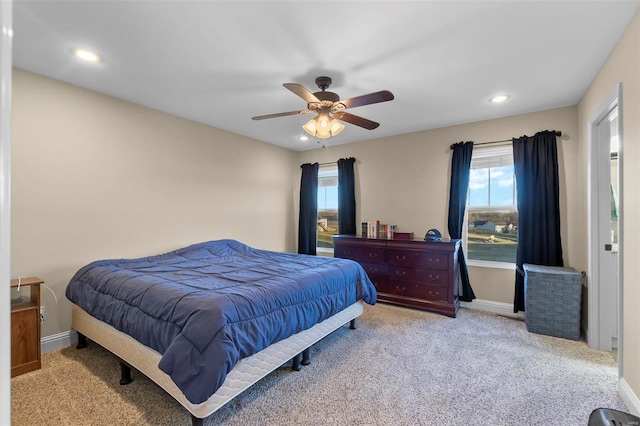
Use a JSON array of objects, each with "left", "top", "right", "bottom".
[
  {"left": 333, "top": 234, "right": 461, "bottom": 317},
  {"left": 361, "top": 221, "right": 397, "bottom": 239}
]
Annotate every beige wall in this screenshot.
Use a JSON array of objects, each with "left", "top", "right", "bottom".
[
  {"left": 10, "top": 8, "right": 640, "bottom": 408},
  {"left": 578, "top": 10, "right": 640, "bottom": 409},
  {"left": 11, "top": 69, "right": 296, "bottom": 338},
  {"left": 296, "top": 106, "right": 579, "bottom": 304}
]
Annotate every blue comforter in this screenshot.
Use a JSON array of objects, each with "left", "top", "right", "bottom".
[{"left": 66, "top": 239, "right": 376, "bottom": 404}]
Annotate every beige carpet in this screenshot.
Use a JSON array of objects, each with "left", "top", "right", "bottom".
[{"left": 12, "top": 303, "right": 626, "bottom": 425}]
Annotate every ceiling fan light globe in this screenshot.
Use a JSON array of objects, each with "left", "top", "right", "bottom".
[
  {"left": 317, "top": 114, "right": 330, "bottom": 129},
  {"left": 302, "top": 118, "right": 318, "bottom": 136},
  {"left": 330, "top": 119, "right": 345, "bottom": 136}
]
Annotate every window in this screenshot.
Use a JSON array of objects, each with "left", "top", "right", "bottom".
[
  {"left": 466, "top": 145, "right": 518, "bottom": 266},
  {"left": 317, "top": 165, "right": 339, "bottom": 250}
]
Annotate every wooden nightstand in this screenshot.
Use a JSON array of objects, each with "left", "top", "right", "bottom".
[{"left": 10, "top": 277, "right": 43, "bottom": 377}]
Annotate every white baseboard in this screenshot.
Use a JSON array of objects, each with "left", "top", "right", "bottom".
[
  {"left": 460, "top": 298, "right": 525, "bottom": 319},
  {"left": 619, "top": 377, "right": 640, "bottom": 416},
  {"left": 41, "top": 330, "right": 78, "bottom": 353}
]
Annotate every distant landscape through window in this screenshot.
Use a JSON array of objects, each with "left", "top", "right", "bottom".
[
  {"left": 317, "top": 167, "right": 339, "bottom": 249},
  {"left": 467, "top": 146, "right": 518, "bottom": 264}
]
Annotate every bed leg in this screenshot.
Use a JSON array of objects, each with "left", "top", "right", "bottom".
[
  {"left": 291, "top": 353, "right": 302, "bottom": 371},
  {"left": 301, "top": 348, "right": 311, "bottom": 366},
  {"left": 349, "top": 319, "right": 357, "bottom": 330},
  {"left": 76, "top": 332, "right": 87, "bottom": 349},
  {"left": 119, "top": 362, "right": 133, "bottom": 385},
  {"left": 191, "top": 414, "right": 204, "bottom": 426}
]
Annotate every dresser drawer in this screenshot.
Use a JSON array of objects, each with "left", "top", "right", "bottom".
[
  {"left": 359, "top": 261, "right": 388, "bottom": 278},
  {"left": 388, "top": 249, "right": 449, "bottom": 270},
  {"left": 369, "top": 276, "right": 388, "bottom": 292},
  {"left": 418, "top": 284, "right": 448, "bottom": 302},
  {"left": 388, "top": 266, "right": 449, "bottom": 285},
  {"left": 335, "top": 246, "right": 385, "bottom": 264},
  {"left": 380, "top": 280, "right": 448, "bottom": 302}
]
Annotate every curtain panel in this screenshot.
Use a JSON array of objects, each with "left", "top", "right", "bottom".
[
  {"left": 513, "top": 130, "right": 564, "bottom": 312},
  {"left": 448, "top": 141, "right": 476, "bottom": 302},
  {"left": 337, "top": 157, "right": 357, "bottom": 235},
  {"left": 298, "top": 163, "right": 319, "bottom": 255}
]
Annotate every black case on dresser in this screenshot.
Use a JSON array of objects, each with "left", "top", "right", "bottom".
[{"left": 333, "top": 235, "right": 461, "bottom": 317}]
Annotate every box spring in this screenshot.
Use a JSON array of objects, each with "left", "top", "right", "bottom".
[{"left": 71, "top": 301, "right": 364, "bottom": 420}]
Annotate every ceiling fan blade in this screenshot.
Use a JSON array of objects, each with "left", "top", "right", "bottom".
[
  {"left": 339, "top": 90, "right": 394, "bottom": 109},
  {"left": 252, "top": 109, "right": 312, "bottom": 120},
  {"left": 333, "top": 112, "right": 380, "bottom": 130},
  {"left": 283, "top": 83, "right": 321, "bottom": 104}
]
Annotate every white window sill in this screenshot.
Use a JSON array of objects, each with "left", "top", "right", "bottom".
[
  {"left": 316, "top": 247, "right": 334, "bottom": 256},
  {"left": 467, "top": 260, "right": 516, "bottom": 270}
]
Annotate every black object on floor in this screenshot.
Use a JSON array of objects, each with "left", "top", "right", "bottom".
[{"left": 588, "top": 408, "right": 640, "bottom": 425}]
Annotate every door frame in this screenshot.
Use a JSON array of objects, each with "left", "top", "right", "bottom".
[
  {"left": 0, "top": 1, "right": 12, "bottom": 423},
  {"left": 587, "top": 83, "right": 623, "bottom": 367}
]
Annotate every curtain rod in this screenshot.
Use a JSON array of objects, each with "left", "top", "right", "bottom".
[
  {"left": 449, "top": 130, "right": 562, "bottom": 150},
  {"left": 300, "top": 161, "right": 336, "bottom": 168},
  {"left": 316, "top": 157, "right": 356, "bottom": 166}
]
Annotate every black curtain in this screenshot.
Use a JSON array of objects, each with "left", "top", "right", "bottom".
[
  {"left": 448, "top": 141, "right": 476, "bottom": 302},
  {"left": 337, "top": 157, "right": 357, "bottom": 235},
  {"left": 513, "top": 130, "right": 564, "bottom": 312},
  {"left": 298, "top": 163, "right": 319, "bottom": 255}
]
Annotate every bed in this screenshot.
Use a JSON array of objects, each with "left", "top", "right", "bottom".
[{"left": 66, "top": 239, "right": 377, "bottom": 425}]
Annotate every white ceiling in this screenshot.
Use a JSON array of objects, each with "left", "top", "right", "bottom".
[{"left": 12, "top": 1, "right": 640, "bottom": 151}]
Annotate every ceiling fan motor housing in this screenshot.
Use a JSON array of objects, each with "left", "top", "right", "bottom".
[
  {"left": 315, "top": 76, "right": 332, "bottom": 90},
  {"left": 313, "top": 91, "right": 340, "bottom": 103},
  {"left": 312, "top": 76, "right": 340, "bottom": 104}
]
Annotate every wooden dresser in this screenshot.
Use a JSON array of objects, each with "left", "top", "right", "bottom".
[{"left": 333, "top": 235, "right": 461, "bottom": 317}]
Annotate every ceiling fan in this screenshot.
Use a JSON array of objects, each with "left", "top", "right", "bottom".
[{"left": 251, "top": 76, "right": 394, "bottom": 139}]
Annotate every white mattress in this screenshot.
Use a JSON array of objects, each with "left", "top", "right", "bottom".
[{"left": 71, "top": 301, "right": 364, "bottom": 420}]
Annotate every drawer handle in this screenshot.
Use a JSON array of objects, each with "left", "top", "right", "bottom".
[
  {"left": 396, "top": 255, "right": 406, "bottom": 261},
  {"left": 395, "top": 270, "right": 406, "bottom": 276},
  {"left": 369, "top": 268, "right": 378, "bottom": 273},
  {"left": 395, "top": 285, "right": 406, "bottom": 291},
  {"left": 428, "top": 290, "right": 440, "bottom": 296},
  {"left": 368, "top": 253, "right": 377, "bottom": 258},
  {"left": 428, "top": 274, "right": 440, "bottom": 280},
  {"left": 428, "top": 257, "right": 440, "bottom": 263}
]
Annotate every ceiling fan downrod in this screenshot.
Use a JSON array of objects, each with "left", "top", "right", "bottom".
[{"left": 315, "top": 76, "right": 332, "bottom": 91}]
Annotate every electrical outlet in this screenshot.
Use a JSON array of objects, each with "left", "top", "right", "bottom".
[{"left": 40, "top": 305, "right": 45, "bottom": 321}]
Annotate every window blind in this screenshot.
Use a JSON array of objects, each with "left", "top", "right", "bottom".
[{"left": 471, "top": 145, "right": 513, "bottom": 169}]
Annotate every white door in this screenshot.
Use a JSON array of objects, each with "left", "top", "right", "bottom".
[{"left": 588, "top": 85, "right": 621, "bottom": 353}]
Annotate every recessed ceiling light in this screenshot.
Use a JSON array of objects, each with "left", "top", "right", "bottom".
[
  {"left": 298, "top": 135, "right": 309, "bottom": 141},
  {"left": 489, "top": 94, "right": 510, "bottom": 104},
  {"left": 73, "top": 48, "right": 101, "bottom": 63}
]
